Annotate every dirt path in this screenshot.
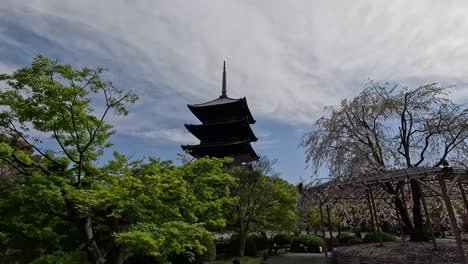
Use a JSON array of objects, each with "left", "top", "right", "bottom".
[{"left": 266, "top": 253, "right": 327, "bottom": 264}]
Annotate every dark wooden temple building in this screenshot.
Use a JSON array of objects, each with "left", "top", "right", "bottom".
[{"left": 182, "top": 62, "right": 258, "bottom": 163}]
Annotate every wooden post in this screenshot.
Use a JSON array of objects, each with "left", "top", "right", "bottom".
[
  {"left": 319, "top": 202, "right": 328, "bottom": 259},
  {"left": 438, "top": 176, "right": 465, "bottom": 263},
  {"left": 369, "top": 188, "right": 383, "bottom": 247},
  {"left": 418, "top": 182, "right": 437, "bottom": 250}
]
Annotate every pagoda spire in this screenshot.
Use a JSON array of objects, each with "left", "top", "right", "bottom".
[{"left": 221, "top": 61, "right": 227, "bottom": 98}]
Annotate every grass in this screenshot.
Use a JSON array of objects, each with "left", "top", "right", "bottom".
[{"left": 207, "top": 256, "right": 265, "bottom": 264}]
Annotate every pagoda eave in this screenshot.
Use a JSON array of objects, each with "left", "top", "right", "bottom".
[
  {"left": 184, "top": 119, "right": 257, "bottom": 143},
  {"left": 181, "top": 141, "right": 259, "bottom": 162},
  {"left": 187, "top": 97, "right": 255, "bottom": 124}
]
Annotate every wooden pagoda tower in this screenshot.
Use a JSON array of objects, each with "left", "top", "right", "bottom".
[{"left": 182, "top": 62, "right": 258, "bottom": 163}]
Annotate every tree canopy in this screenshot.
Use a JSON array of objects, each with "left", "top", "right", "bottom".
[
  {"left": 0, "top": 55, "right": 236, "bottom": 263},
  {"left": 227, "top": 157, "right": 298, "bottom": 256},
  {"left": 301, "top": 82, "right": 468, "bottom": 241}
]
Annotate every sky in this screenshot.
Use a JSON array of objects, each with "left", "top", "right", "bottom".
[{"left": 1, "top": 1, "right": 468, "bottom": 183}]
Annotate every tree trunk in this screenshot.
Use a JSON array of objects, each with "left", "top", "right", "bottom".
[
  {"left": 239, "top": 231, "right": 246, "bottom": 257},
  {"left": 82, "top": 216, "right": 105, "bottom": 264},
  {"left": 326, "top": 205, "right": 333, "bottom": 239},
  {"left": 319, "top": 203, "right": 328, "bottom": 258},
  {"left": 394, "top": 194, "right": 415, "bottom": 238},
  {"left": 410, "top": 179, "right": 426, "bottom": 241}
]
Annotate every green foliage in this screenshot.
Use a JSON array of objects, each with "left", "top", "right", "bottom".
[
  {"left": 290, "top": 235, "right": 324, "bottom": 253},
  {"left": 168, "top": 234, "right": 216, "bottom": 264},
  {"left": 0, "top": 142, "right": 13, "bottom": 157},
  {"left": 0, "top": 55, "right": 235, "bottom": 263},
  {"left": 31, "top": 251, "right": 88, "bottom": 264},
  {"left": 348, "top": 238, "right": 363, "bottom": 244},
  {"left": 115, "top": 221, "right": 212, "bottom": 260},
  {"left": 363, "top": 232, "right": 396, "bottom": 243},
  {"left": 306, "top": 206, "right": 340, "bottom": 234},
  {"left": 337, "top": 233, "right": 358, "bottom": 243},
  {"left": 228, "top": 160, "right": 298, "bottom": 256}
]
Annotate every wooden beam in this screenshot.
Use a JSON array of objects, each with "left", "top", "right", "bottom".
[
  {"left": 438, "top": 176, "right": 466, "bottom": 263},
  {"left": 448, "top": 174, "right": 462, "bottom": 193},
  {"left": 414, "top": 178, "right": 441, "bottom": 196}
]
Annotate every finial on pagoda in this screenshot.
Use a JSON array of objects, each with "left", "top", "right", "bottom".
[{"left": 221, "top": 61, "right": 227, "bottom": 98}]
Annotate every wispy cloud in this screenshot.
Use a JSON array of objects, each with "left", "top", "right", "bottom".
[
  {"left": 1, "top": 0, "right": 468, "bottom": 135},
  {"left": 126, "top": 128, "right": 198, "bottom": 145}
]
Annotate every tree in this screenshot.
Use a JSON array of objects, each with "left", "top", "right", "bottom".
[
  {"left": 0, "top": 55, "right": 235, "bottom": 263},
  {"left": 301, "top": 82, "right": 468, "bottom": 241},
  {"left": 228, "top": 157, "right": 298, "bottom": 256}
]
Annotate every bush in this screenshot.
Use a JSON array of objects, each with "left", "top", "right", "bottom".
[
  {"left": 272, "top": 233, "right": 292, "bottom": 246},
  {"left": 201, "top": 237, "right": 216, "bottom": 262},
  {"left": 348, "top": 238, "right": 363, "bottom": 244},
  {"left": 291, "top": 235, "right": 324, "bottom": 253},
  {"left": 337, "top": 233, "right": 358, "bottom": 243},
  {"left": 363, "top": 232, "right": 396, "bottom": 243}
]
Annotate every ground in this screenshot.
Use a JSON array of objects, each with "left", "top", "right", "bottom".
[
  {"left": 208, "top": 256, "right": 264, "bottom": 264},
  {"left": 334, "top": 239, "right": 467, "bottom": 263},
  {"left": 266, "top": 253, "right": 327, "bottom": 264},
  {"left": 208, "top": 253, "right": 327, "bottom": 264}
]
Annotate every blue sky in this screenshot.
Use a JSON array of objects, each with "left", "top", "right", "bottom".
[{"left": 1, "top": 1, "right": 468, "bottom": 183}]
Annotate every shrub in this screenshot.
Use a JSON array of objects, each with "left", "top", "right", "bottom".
[
  {"left": 363, "top": 232, "right": 396, "bottom": 243},
  {"left": 348, "top": 238, "right": 363, "bottom": 244},
  {"left": 291, "top": 235, "right": 324, "bottom": 253},
  {"left": 337, "top": 233, "right": 358, "bottom": 243},
  {"left": 201, "top": 237, "right": 216, "bottom": 262},
  {"left": 272, "top": 233, "right": 292, "bottom": 246}
]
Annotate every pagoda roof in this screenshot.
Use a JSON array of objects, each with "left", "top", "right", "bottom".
[
  {"left": 188, "top": 96, "right": 255, "bottom": 124},
  {"left": 189, "top": 96, "right": 242, "bottom": 107},
  {"left": 185, "top": 118, "right": 257, "bottom": 143},
  {"left": 181, "top": 140, "right": 259, "bottom": 162}
]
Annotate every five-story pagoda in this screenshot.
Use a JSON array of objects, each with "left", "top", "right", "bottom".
[{"left": 182, "top": 62, "right": 258, "bottom": 163}]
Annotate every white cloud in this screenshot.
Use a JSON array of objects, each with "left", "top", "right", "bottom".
[
  {"left": 0, "top": 62, "right": 16, "bottom": 75},
  {"left": 126, "top": 128, "right": 198, "bottom": 145},
  {"left": 1, "top": 0, "right": 468, "bottom": 132}
]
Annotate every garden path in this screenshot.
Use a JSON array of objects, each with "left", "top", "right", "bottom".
[{"left": 266, "top": 253, "right": 327, "bottom": 264}]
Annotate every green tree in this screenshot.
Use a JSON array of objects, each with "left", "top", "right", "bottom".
[
  {"left": 228, "top": 157, "right": 298, "bottom": 256},
  {"left": 0, "top": 55, "right": 235, "bottom": 263}
]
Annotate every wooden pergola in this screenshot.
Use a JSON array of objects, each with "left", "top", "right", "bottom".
[{"left": 300, "top": 166, "right": 468, "bottom": 263}]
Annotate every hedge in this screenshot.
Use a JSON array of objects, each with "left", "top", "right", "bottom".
[
  {"left": 337, "top": 234, "right": 358, "bottom": 243},
  {"left": 363, "top": 232, "right": 396, "bottom": 243},
  {"left": 290, "top": 235, "right": 324, "bottom": 253}
]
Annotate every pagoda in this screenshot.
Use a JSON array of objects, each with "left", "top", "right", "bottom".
[{"left": 182, "top": 62, "right": 258, "bottom": 163}]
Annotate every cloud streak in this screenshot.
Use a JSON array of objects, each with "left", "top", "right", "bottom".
[{"left": 1, "top": 0, "right": 468, "bottom": 136}]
